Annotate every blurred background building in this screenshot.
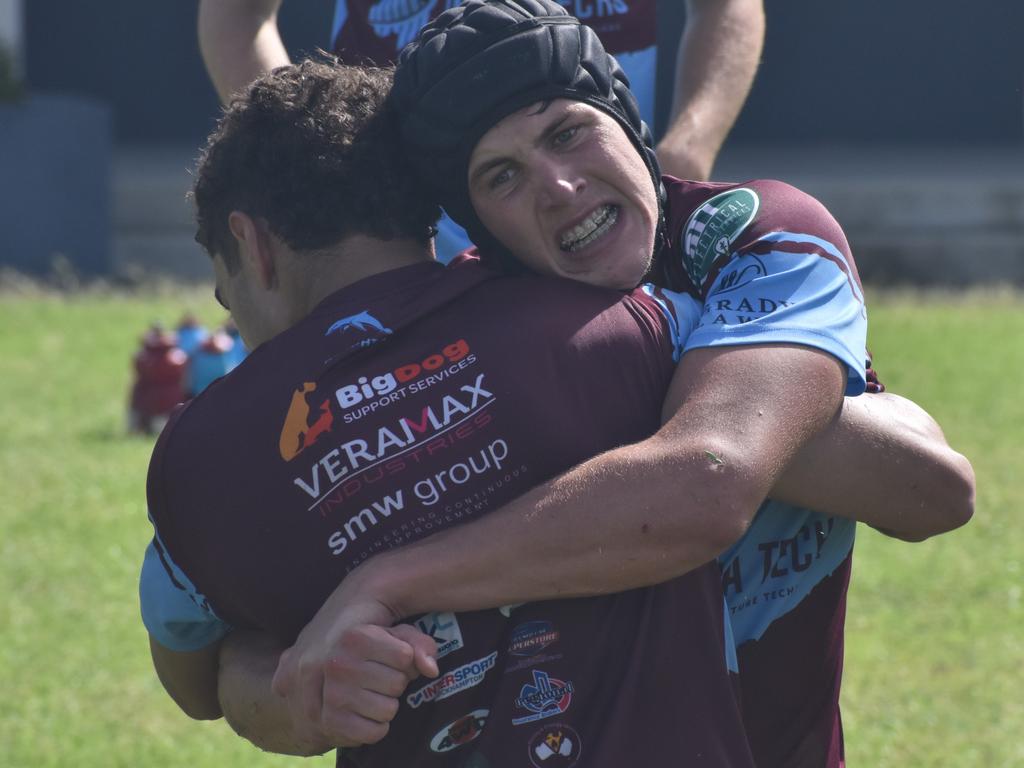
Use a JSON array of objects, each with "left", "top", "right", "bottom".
[{"left": 3, "top": 0, "right": 1023, "bottom": 284}]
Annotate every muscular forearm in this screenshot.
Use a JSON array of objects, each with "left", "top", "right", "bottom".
[
  {"left": 772, "top": 393, "right": 975, "bottom": 540},
  {"left": 218, "top": 630, "right": 332, "bottom": 756},
  {"left": 656, "top": 0, "right": 764, "bottom": 179},
  {"left": 342, "top": 346, "right": 843, "bottom": 621},
  {"left": 198, "top": 0, "right": 291, "bottom": 104},
  {"left": 347, "top": 432, "right": 752, "bottom": 620}
]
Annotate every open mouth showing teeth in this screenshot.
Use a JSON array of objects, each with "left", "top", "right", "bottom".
[{"left": 559, "top": 205, "right": 619, "bottom": 252}]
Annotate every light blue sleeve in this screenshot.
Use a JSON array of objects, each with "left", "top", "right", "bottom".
[
  {"left": 330, "top": 0, "right": 348, "bottom": 44},
  {"left": 718, "top": 501, "right": 856, "bottom": 646},
  {"left": 139, "top": 534, "right": 230, "bottom": 652},
  {"left": 640, "top": 284, "right": 703, "bottom": 362},
  {"left": 682, "top": 237, "right": 868, "bottom": 395}
]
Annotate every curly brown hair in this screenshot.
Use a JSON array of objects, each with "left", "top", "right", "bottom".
[{"left": 193, "top": 59, "right": 440, "bottom": 270}]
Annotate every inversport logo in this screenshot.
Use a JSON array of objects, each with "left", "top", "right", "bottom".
[{"left": 406, "top": 652, "right": 498, "bottom": 709}]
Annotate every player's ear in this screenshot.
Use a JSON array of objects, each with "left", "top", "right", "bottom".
[{"left": 227, "top": 211, "right": 278, "bottom": 290}]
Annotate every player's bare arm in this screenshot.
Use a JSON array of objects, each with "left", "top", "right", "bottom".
[
  {"left": 217, "top": 631, "right": 332, "bottom": 756},
  {"left": 271, "top": 343, "right": 976, "bottom": 739},
  {"left": 773, "top": 391, "right": 974, "bottom": 541},
  {"left": 148, "top": 635, "right": 222, "bottom": 720},
  {"left": 271, "top": 344, "right": 846, "bottom": 697},
  {"left": 656, "top": 0, "right": 765, "bottom": 180},
  {"left": 198, "top": 0, "right": 290, "bottom": 104}
]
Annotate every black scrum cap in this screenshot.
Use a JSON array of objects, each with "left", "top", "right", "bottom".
[{"left": 389, "top": 0, "right": 664, "bottom": 267}]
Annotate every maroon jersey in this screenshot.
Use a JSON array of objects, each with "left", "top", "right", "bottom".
[
  {"left": 657, "top": 177, "right": 867, "bottom": 768},
  {"left": 329, "top": 0, "right": 656, "bottom": 67},
  {"left": 148, "top": 259, "right": 753, "bottom": 767}
]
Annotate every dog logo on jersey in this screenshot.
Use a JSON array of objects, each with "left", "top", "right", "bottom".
[
  {"left": 278, "top": 382, "right": 334, "bottom": 461},
  {"left": 528, "top": 723, "right": 582, "bottom": 767},
  {"left": 681, "top": 188, "right": 760, "bottom": 289}
]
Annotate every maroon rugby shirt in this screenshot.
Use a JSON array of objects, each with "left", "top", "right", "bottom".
[{"left": 149, "top": 259, "right": 753, "bottom": 768}]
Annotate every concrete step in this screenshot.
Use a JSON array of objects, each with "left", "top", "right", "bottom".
[{"left": 112, "top": 145, "right": 1024, "bottom": 285}]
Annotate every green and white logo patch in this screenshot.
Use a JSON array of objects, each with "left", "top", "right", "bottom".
[{"left": 681, "top": 188, "right": 760, "bottom": 288}]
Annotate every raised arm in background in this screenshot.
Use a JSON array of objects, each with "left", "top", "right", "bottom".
[{"left": 655, "top": 0, "right": 765, "bottom": 180}]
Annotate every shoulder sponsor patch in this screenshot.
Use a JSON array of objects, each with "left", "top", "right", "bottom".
[
  {"left": 407, "top": 652, "right": 498, "bottom": 709},
  {"left": 681, "top": 187, "right": 760, "bottom": 289},
  {"left": 430, "top": 709, "right": 490, "bottom": 753}
]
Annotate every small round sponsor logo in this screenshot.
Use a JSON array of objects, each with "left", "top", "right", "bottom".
[
  {"left": 681, "top": 187, "right": 760, "bottom": 288},
  {"left": 528, "top": 723, "right": 582, "bottom": 768},
  {"left": 430, "top": 709, "right": 490, "bottom": 753}
]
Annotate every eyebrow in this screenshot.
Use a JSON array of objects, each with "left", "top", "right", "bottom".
[{"left": 469, "top": 112, "right": 575, "bottom": 186}]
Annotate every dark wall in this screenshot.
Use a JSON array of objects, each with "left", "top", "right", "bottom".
[
  {"left": 25, "top": 0, "right": 332, "bottom": 146},
  {"left": 734, "top": 0, "right": 1024, "bottom": 145},
  {"left": 25, "top": 0, "right": 1024, "bottom": 147}
]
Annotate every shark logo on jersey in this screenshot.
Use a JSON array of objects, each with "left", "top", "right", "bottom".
[
  {"left": 407, "top": 652, "right": 498, "bottom": 709},
  {"left": 326, "top": 310, "right": 392, "bottom": 337},
  {"left": 681, "top": 188, "right": 760, "bottom": 289},
  {"left": 325, "top": 310, "right": 393, "bottom": 352}
]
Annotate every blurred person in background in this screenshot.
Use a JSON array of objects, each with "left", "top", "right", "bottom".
[{"left": 197, "top": 0, "right": 765, "bottom": 261}]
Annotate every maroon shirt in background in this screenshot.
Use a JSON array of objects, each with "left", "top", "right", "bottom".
[
  {"left": 330, "top": 0, "right": 656, "bottom": 67},
  {"left": 149, "top": 259, "right": 753, "bottom": 767},
  {"left": 737, "top": 561, "right": 851, "bottom": 768}
]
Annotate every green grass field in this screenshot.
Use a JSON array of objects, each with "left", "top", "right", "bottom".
[{"left": 0, "top": 285, "right": 1020, "bottom": 767}]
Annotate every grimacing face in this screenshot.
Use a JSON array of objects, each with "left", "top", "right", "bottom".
[{"left": 467, "top": 99, "right": 658, "bottom": 290}]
